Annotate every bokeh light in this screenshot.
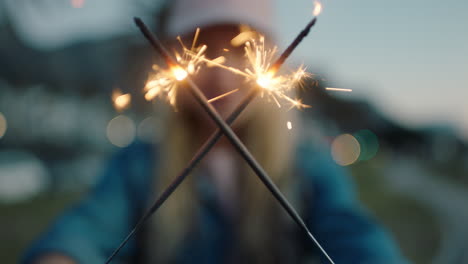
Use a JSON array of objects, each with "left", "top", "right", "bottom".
[
  {"left": 331, "top": 134, "right": 361, "bottom": 166},
  {"left": 0, "top": 112, "right": 7, "bottom": 139},
  {"left": 106, "top": 115, "right": 136, "bottom": 148},
  {"left": 0, "top": 151, "right": 48, "bottom": 203},
  {"left": 137, "top": 116, "right": 161, "bottom": 143},
  {"left": 354, "top": 129, "right": 379, "bottom": 161},
  {"left": 71, "top": 0, "right": 85, "bottom": 8}
]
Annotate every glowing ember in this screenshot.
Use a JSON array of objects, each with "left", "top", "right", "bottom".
[
  {"left": 203, "top": 35, "right": 310, "bottom": 109},
  {"left": 144, "top": 26, "right": 311, "bottom": 110},
  {"left": 313, "top": 1, "right": 322, "bottom": 16},
  {"left": 112, "top": 89, "right": 131, "bottom": 111},
  {"left": 256, "top": 72, "right": 275, "bottom": 89},
  {"left": 243, "top": 37, "right": 310, "bottom": 109},
  {"left": 144, "top": 28, "right": 207, "bottom": 106},
  {"left": 172, "top": 66, "right": 188, "bottom": 81}
]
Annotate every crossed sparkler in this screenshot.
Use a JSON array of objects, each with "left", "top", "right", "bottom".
[{"left": 106, "top": 2, "right": 336, "bottom": 263}]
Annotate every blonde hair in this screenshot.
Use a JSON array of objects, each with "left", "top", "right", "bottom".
[{"left": 144, "top": 91, "right": 303, "bottom": 262}]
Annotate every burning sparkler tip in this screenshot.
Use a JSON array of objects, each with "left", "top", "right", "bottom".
[{"left": 313, "top": 1, "right": 323, "bottom": 16}]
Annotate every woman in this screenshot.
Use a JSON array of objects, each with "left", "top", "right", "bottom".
[{"left": 24, "top": 0, "right": 408, "bottom": 263}]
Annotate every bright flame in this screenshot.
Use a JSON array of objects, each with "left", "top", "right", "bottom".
[
  {"left": 256, "top": 71, "right": 275, "bottom": 89},
  {"left": 172, "top": 66, "right": 188, "bottom": 81},
  {"left": 144, "top": 27, "right": 311, "bottom": 110},
  {"left": 112, "top": 89, "right": 131, "bottom": 111},
  {"left": 313, "top": 1, "right": 322, "bottom": 16},
  {"left": 287, "top": 121, "right": 292, "bottom": 130},
  {"left": 144, "top": 28, "right": 207, "bottom": 107},
  {"left": 200, "top": 34, "right": 310, "bottom": 109},
  {"left": 240, "top": 36, "right": 310, "bottom": 109}
]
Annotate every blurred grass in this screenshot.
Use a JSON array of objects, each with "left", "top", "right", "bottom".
[
  {"left": 350, "top": 158, "right": 441, "bottom": 264},
  {"left": 0, "top": 192, "right": 82, "bottom": 263}
]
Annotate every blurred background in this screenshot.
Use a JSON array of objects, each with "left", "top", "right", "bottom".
[{"left": 0, "top": 0, "right": 467, "bottom": 263}]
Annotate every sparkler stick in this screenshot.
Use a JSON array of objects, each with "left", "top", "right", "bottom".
[
  {"left": 270, "top": 17, "right": 316, "bottom": 73},
  {"left": 105, "top": 88, "right": 259, "bottom": 264},
  {"left": 133, "top": 18, "right": 335, "bottom": 264}
]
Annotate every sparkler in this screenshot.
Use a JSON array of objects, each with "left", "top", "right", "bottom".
[
  {"left": 144, "top": 29, "right": 207, "bottom": 107},
  {"left": 326, "top": 87, "right": 353, "bottom": 92},
  {"left": 106, "top": 7, "right": 334, "bottom": 263},
  {"left": 205, "top": 36, "right": 311, "bottom": 109}
]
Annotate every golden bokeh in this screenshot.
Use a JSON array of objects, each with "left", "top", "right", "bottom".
[{"left": 331, "top": 134, "right": 361, "bottom": 166}]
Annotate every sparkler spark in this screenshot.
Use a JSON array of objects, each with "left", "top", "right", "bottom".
[
  {"left": 313, "top": 1, "right": 323, "bottom": 16},
  {"left": 144, "top": 29, "right": 206, "bottom": 107},
  {"left": 207, "top": 88, "right": 240, "bottom": 103},
  {"left": 144, "top": 25, "right": 311, "bottom": 110},
  {"left": 112, "top": 89, "right": 131, "bottom": 111},
  {"left": 205, "top": 35, "right": 311, "bottom": 109},
  {"left": 325, "top": 87, "right": 353, "bottom": 92},
  {"left": 243, "top": 36, "right": 311, "bottom": 109}
]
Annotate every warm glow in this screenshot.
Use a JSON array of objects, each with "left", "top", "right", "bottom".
[
  {"left": 313, "top": 1, "right": 323, "bottom": 16},
  {"left": 256, "top": 72, "right": 275, "bottom": 89},
  {"left": 287, "top": 121, "right": 292, "bottom": 130},
  {"left": 331, "top": 134, "right": 361, "bottom": 166},
  {"left": 145, "top": 29, "right": 207, "bottom": 107},
  {"left": 207, "top": 35, "right": 311, "bottom": 109},
  {"left": 172, "top": 66, "right": 188, "bottom": 81},
  {"left": 0, "top": 112, "right": 7, "bottom": 139},
  {"left": 112, "top": 89, "right": 131, "bottom": 111}
]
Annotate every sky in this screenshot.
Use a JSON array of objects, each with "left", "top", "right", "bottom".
[
  {"left": 276, "top": 0, "right": 468, "bottom": 139},
  {"left": 2, "top": 0, "right": 468, "bottom": 139}
]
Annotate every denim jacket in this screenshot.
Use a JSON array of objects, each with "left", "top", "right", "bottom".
[{"left": 23, "top": 141, "right": 408, "bottom": 264}]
